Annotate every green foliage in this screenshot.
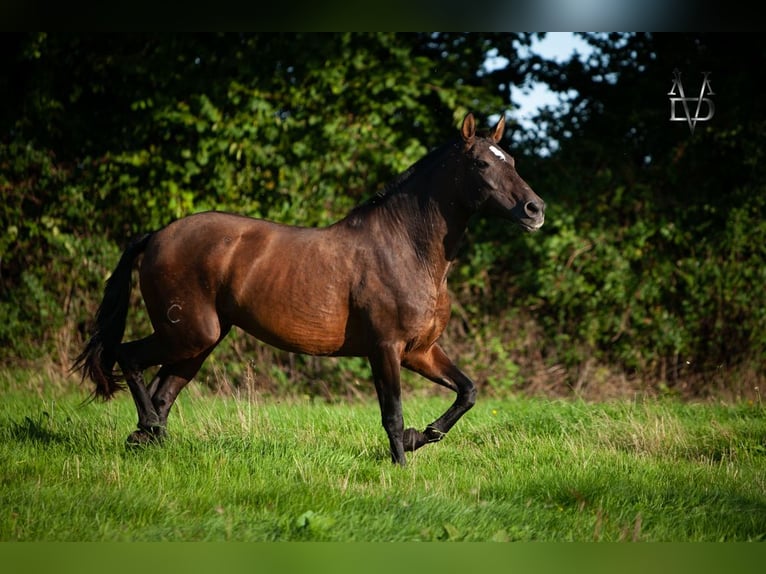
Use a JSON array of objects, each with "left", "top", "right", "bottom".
[
  {"left": 453, "top": 33, "right": 766, "bottom": 394},
  {"left": 1, "top": 33, "right": 764, "bottom": 397},
  {"left": 512, "top": 185, "right": 766, "bottom": 384},
  {"left": 549, "top": 34, "right": 766, "bottom": 391},
  {"left": 0, "top": 33, "right": 502, "bottom": 369}
]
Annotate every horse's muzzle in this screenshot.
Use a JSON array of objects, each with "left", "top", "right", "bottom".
[{"left": 519, "top": 199, "right": 545, "bottom": 231}]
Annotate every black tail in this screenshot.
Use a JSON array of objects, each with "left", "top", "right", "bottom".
[{"left": 73, "top": 233, "right": 153, "bottom": 400}]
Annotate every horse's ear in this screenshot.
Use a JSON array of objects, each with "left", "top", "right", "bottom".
[
  {"left": 490, "top": 114, "right": 506, "bottom": 143},
  {"left": 461, "top": 112, "right": 476, "bottom": 144}
]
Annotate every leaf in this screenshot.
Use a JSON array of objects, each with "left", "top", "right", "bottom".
[
  {"left": 295, "top": 510, "right": 335, "bottom": 533},
  {"left": 441, "top": 522, "right": 461, "bottom": 541}
]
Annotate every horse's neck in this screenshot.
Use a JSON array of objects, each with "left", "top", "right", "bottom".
[
  {"left": 342, "top": 150, "right": 471, "bottom": 271},
  {"left": 381, "top": 176, "right": 470, "bottom": 267}
]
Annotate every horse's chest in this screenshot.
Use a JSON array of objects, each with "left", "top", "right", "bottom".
[
  {"left": 349, "top": 257, "right": 451, "bottom": 347},
  {"left": 398, "top": 285, "right": 451, "bottom": 350}
]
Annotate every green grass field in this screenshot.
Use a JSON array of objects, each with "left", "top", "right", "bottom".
[{"left": 1, "top": 370, "right": 765, "bottom": 541}]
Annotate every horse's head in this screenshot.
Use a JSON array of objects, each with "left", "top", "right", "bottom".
[{"left": 459, "top": 112, "right": 545, "bottom": 232}]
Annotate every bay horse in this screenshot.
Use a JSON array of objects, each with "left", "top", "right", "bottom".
[{"left": 74, "top": 112, "right": 545, "bottom": 465}]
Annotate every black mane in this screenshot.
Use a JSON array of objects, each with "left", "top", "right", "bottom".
[{"left": 342, "top": 139, "right": 458, "bottom": 227}]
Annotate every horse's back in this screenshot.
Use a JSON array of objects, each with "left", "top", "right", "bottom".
[
  {"left": 140, "top": 211, "right": 357, "bottom": 355},
  {"left": 138, "top": 210, "right": 450, "bottom": 358},
  {"left": 140, "top": 211, "right": 280, "bottom": 297}
]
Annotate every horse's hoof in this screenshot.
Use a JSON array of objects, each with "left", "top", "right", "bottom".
[
  {"left": 125, "top": 426, "right": 165, "bottom": 448},
  {"left": 126, "top": 430, "right": 153, "bottom": 447},
  {"left": 403, "top": 427, "right": 427, "bottom": 451}
]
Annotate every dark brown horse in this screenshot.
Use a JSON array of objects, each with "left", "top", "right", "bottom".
[{"left": 74, "top": 112, "right": 544, "bottom": 465}]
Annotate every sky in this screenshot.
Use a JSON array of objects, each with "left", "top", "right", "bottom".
[
  {"left": 484, "top": 32, "right": 597, "bottom": 154},
  {"left": 510, "top": 32, "right": 595, "bottom": 128}
]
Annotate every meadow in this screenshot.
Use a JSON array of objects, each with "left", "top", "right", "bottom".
[{"left": 1, "top": 369, "right": 765, "bottom": 542}]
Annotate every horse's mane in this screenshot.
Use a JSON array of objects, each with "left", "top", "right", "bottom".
[{"left": 343, "top": 139, "right": 458, "bottom": 225}]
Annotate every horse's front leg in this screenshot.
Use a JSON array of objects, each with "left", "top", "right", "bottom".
[
  {"left": 401, "top": 344, "right": 477, "bottom": 451},
  {"left": 369, "top": 342, "right": 407, "bottom": 465}
]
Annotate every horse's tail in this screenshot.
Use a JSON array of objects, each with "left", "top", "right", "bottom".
[{"left": 73, "top": 233, "right": 153, "bottom": 400}]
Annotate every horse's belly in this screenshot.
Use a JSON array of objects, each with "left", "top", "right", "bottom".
[{"left": 227, "top": 291, "right": 351, "bottom": 356}]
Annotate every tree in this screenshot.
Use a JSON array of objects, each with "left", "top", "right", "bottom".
[
  {"left": 500, "top": 33, "right": 766, "bottom": 393},
  {"left": 0, "top": 33, "right": 514, "bottom": 376},
  {"left": 2, "top": 33, "right": 763, "bottom": 398}
]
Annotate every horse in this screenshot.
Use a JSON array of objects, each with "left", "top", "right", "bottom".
[{"left": 74, "top": 112, "right": 545, "bottom": 466}]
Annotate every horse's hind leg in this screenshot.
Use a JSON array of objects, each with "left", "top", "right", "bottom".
[
  {"left": 119, "top": 324, "right": 227, "bottom": 445},
  {"left": 401, "top": 344, "right": 477, "bottom": 452},
  {"left": 115, "top": 334, "right": 167, "bottom": 445},
  {"left": 150, "top": 338, "right": 226, "bottom": 429}
]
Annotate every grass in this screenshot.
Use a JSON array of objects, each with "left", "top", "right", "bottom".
[{"left": 1, "top": 369, "right": 765, "bottom": 541}]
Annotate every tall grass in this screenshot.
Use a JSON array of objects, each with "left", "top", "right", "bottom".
[{"left": 1, "top": 369, "right": 764, "bottom": 541}]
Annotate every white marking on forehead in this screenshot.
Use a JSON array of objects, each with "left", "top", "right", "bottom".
[{"left": 488, "top": 145, "right": 506, "bottom": 161}]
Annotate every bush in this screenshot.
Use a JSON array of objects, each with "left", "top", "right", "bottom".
[{"left": 2, "top": 33, "right": 764, "bottom": 400}]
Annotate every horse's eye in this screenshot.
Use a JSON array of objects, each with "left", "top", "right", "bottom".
[{"left": 473, "top": 159, "right": 490, "bottom": 169}]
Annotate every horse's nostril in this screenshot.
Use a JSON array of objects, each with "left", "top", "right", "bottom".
[{"left": 525, "top": 200, "right": 542, "bottom": 216}]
